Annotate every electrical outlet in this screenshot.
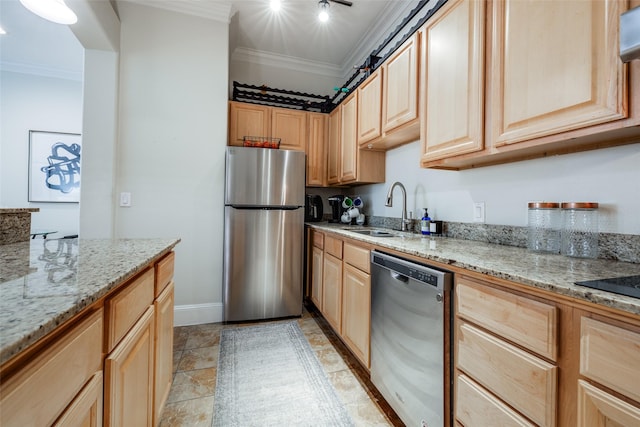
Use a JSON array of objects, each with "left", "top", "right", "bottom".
[
  {"left": 120, "top": 192, "right": 132, "bottom": 207},
  {"left": 473, "top": 202, "right": 485, "bottom": 223}
]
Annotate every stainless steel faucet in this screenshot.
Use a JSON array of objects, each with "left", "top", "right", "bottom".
[{"left": 385, "top": 181, "right": 411, "bottom": 231}]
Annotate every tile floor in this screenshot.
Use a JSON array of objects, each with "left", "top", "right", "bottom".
[{"left": 159, "top": 304, "right": 404, "bottom": 426}]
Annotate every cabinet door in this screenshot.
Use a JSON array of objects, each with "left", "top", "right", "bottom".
[
  {"left": 382, "top": 32, "right": 419, "bottom": 133},
  {"left": 342, "top": 263, "right": 371, "bottom": 368},
  {"left": 271, "top": 107, "right": 307, "bottom": 151},
  {"left": 420, "top": 0, "right": 485, "bottom": 163},
  {"left": 489, "top": 0, "right": 627, "bottom": 147},
  {"left": 311, "top": 246, "right": 324, "bottom": 310},
  {"left": 340, "top": 93, "right": 358, "bottom": 182},
  {"left": 357, "top": 70, "right": 382, "bottom": 145},
  {"left": 577, "top": 379, "right": 640, "bottom": 427},
  {"left": 306, "top": 112, "right": 327, "bottom": 186},
  {"left": 105, "top": 306, "right": 155, "bottom": 427},
  {"left": 327, "top": 107, "right": 341, "bottom": 185},
  {"left": 154, "top": 281, "right": 174, "bottom": 426},
  {"left": 322, "top": 253, "right": 343, "bottom": 333},
  {"left": 53, "top": 372, "right": 103, "bottom": 427},
  {"left": 228, "top": 101, "right": 271, "bottom": 146}
]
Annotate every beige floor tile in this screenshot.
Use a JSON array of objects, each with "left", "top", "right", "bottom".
[
  {"left": 173, "top": 326, "right": 189, "bottom": 352},
  {"left": 160, "top": 396, "right": 214, "bottom": 427},
  {"left": 345, "top": 400, "right": 392, "bottom": 427},
  {"left": 315, "top": 347, "right": 349, "bottom": 373},
  {"left": 327, "top": 369, "right": 371, "bottom": 405},
  {"left": 173, "top": 350, "right": 182, "bottom": 374},
  {"left": 304, "top": 329, "right": 334, "bottom": 351},
  {"left": 167, "top": 367, "right": 217, "bottom": 403},
  {"left": 184, "top": 324, "right": 222, "bottom": 349},
  {"left": 177, "top": 346, "right": 219, "bottom": 371}
]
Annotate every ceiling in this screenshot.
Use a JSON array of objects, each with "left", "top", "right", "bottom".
[{"left": 0, "top": 0, "right": 419, "bottom": 79}]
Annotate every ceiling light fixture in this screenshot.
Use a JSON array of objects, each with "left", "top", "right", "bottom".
[
  {"left": 270, "top": 0, "right": 281, "bottom": 12},
  {"left": 19, "top": 0, "right": 78, "bottom": 25},
  {"left": 0, "top": 26, "right": 6, "bottom": 35},
  {"left": 318, "top": 0, "right": 330, "bottom": 22}
]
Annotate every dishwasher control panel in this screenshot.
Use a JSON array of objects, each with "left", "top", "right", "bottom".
[{"left": 371, "top": 251, "right": 452, "bottom": 291}]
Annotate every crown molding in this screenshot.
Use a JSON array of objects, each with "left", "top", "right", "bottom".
[
  {"left": 122, "top": 0, "right": 233, "bottom": 23},
  {"left": 0, "top": 61, "right": 83, "bottom": 82},
  {"left": 231, "top": 47, "right": 342, "bottom": 78}
]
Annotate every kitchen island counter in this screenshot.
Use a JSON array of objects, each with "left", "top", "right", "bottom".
[
  {"left": 0, "top": 237, "right": 180, "bottom": 365},
  {"left": 307, "top": 223, "right": 640, "bottom": 316}
]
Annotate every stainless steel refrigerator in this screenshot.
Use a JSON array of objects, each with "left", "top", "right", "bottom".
[{"left": 223, "top": 146, "right": 306, "bottom": 322}]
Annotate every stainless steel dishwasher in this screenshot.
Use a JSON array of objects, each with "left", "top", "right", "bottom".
[{"left": 370, "top": 250, "right": 452, "bottom": 427}]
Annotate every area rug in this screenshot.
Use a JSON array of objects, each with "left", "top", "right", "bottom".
[{"left": 212, "top": 321, "right": 355, "bottom": 427}]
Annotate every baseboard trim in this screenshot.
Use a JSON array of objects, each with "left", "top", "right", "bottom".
[{"left": 174, "top": 302, "right": 223, "bottom": 326}]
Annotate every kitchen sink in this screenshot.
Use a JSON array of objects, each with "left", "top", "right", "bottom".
[{"left": 350, "top": 229, "right": 396, "bottom": 237}]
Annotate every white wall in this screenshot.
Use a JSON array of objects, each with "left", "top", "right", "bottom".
[
  {"left": 0, "top": 71, "right": 82, "bottom": 237},
  {"left": 117, "top": 3, "right": 229, "bottom": 325},
  {"left": 353, "top": 141, "right": 640, "bottom": 235}
]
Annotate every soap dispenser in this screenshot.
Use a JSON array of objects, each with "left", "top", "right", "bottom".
[{"left": 421, "top": 208, "right": 431, "bottom": 235}]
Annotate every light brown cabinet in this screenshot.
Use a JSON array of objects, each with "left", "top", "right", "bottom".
[
  {"left": 357, "top": 69, "right": 382, "bottom": 145},
  {"left": 271, "top": 106, "right": 307, "bottom": 151},
  {"left": 53, "top": 371, "right": 103, "bottom": 427},
  {"left": 420, "top": 0, "right": 485, "bottom": 164},
  {"left": 380, "top": 31, "right": 421, "bottom": 149},
  {"left": 306, "top": 112, "right": 328, "bottom": 186},
  {"left": 340, "top": 93, "right": 358, "bottom": 183},
  {"left": 153, "top": 281, "right": 174, "bottom": 426},
  {"left": 327, "top": 107, "right": 341, "bottom": 185},
  {"left": 422, "top": 0, "right": 640, "bottom": 170},
  {"left": 0, "top": 309, "right": 104, "bottom": 427},
  {"left": 341, "top": 242, "right": 371, "bottom": 368},
  {"left": 105, "top": 306, "right": 155, "bottom": 427},
  {"left": 322, "top": 235, "right": 344, "bottom": 332},
  {"left": 228, "top": 101, "right": 271, "bottom": 146},
  {"left": 310, "top": 230, "right": 325, "bottom": 310},
  {"left": 454, "top": 275, "right": 559, "bottom": 427}
]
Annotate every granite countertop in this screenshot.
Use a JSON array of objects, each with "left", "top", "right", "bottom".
[
  {"left": 308, "top": 223, "right": 640, "bottom": 316},
  {"left": 0, "top": 208, "right": 40, "bottom": 213},
  {"left": 0, "top": 237, "right": 180, "bottom": 365}
]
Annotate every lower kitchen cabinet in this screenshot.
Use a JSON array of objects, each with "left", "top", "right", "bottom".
[
  {"left": 341, "top": 261, "right": 370, "bottom": 368},
  {"left": 323, "top": 252, "right": 343, "bottom": 333},
  {"left": 105, "top": 306, "right": 155, "bottom": 427},
  {"left": 154, "top": 281, "right": 175, "bottom": 425},
  {"left": 311, "top": 245, "right": 324, "bottom": 310},
  {"left": 0, "top": 309, "right": 104, "bottom": 427},
  {"left": 53, "top": 371, "right": 103, "bottom": 427}
]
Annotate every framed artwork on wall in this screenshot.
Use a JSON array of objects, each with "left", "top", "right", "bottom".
[{"left": 28, "top": 130, "right": 82, "bottom": 203}]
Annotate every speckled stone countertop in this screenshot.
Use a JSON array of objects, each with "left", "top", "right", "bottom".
[
  {"left": 0, "top": 237, "right": 180, "bottom": 365},
  {"left": 308, "top": 223, "right": 640, "bottom": 317}
]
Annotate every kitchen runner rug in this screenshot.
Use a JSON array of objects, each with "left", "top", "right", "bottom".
[{"left": 212, "top": 321, "right": 355, "bottom": 427}]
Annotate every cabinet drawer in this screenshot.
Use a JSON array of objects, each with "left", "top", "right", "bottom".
[
  {"left": 580, "top": 317, "right": 640, "bottom": 402},
  {"left": 0, "top": 309, "right": 103, "bottom": 427},
  {"left": 324, "top": 235, "right": 343, "bottom": 259},
  {"left": 105, "top": 267, "right": 154, "bottom": 352},
  {"left": 456, "top": 276, "right": 558, "bottom": 360},
  {"left": 53, "top": 371, "right": 103, "bottom": 427},
  {"left": 457, "top": 321, "right": 557, "bottom": 427},
  {"left": 343, "top": 242, "right": 370, "bottom": 273},
  {"left": 456, "top": 374, "right": 535, "bottom": 427},
  {"left": 155, "top": 251, "right": 174, "bottom": 297},
  {"left": 312, "top": 231, "right": 324, "bottom": 249}
]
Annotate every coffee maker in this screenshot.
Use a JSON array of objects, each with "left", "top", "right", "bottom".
[{"left": 327, "top": 195, "right": 345, "bottom": 223}]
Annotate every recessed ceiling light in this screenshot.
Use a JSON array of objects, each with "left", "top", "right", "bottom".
[
  {"left": 0, "top": 26, "right": 6, "bottom": 35},
  {"left": 270, "top": 0, "right": 281, "bottom": 12},
  {"left": 19, "top": 0, "right": 78, "bottom": 25}
]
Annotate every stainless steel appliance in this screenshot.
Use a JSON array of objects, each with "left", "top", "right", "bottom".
[
  {"left": 305, "top": 194, "right": 324, "bottom": 222},
  {"left": 370, "top": 250, "right": 452, "bottom": 427},
  {"left": 223, "top": 147, "right": 306, "bottom": 322},
  {"left": 576, "top": 275, "right": 640, "bottom": 298}
]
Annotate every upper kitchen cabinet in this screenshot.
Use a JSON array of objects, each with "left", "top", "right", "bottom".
[
  {"left": 420, "top": 0, "right": 485, "bottom": 164},
  {"left": 306, "top": 112, "right": 328, "bottom": 187},
  {"left": 228, "top": 101, "right": 271, "bottom": 146},
  {"left": 357, "top": 69, "right": 383, "bottom": 146},
  {"left": 327, "top": 107, "right": 341, "bottom": 185},
  {"left": 356, "top": 33, "right": 421, "bottom": 151},
  {"left": 422, "top": 0, "right": 640, "bottom": 170},
  {"left": 380, "top": 31, "right": 421, "bottom": 149},
  {"left": 339, "top": 92, "right": 385, "bottom": 185},
  {"left": 271, "top": 106, "right": 307, "bottom": 151},
  {"left": 489, "top": 0, "right": 626, "bottom": 147}
]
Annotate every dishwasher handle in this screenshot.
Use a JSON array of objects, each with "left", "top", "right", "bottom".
[{"left": 371, "top": 250, "right": 452, "bottom": 291}]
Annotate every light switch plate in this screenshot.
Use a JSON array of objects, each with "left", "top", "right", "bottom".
[
  {"left": 473, "top": 202, "right": 485, "bottom": 223},
  {"left": 120, "top": 192, "right": 132, "bottom": 207}
]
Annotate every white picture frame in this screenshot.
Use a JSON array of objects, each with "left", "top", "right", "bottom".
[{"left": 28, "top": 130, "right": 82, "bottom": 203}]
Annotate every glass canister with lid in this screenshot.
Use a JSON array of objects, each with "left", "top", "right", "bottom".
[
  {"left": 527, "top": 202, "right": 561, "bottom": 253},
  {"left": 561, "top": 202, "right": 599, "bottom": 258}
]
